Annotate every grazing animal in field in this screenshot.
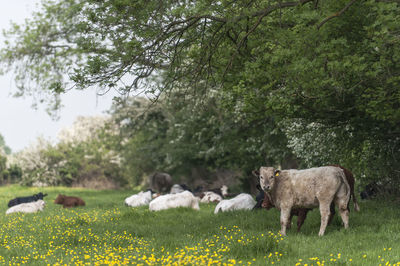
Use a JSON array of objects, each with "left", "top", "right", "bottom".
[
  {"left": 54, "top": 194, "right": 85, "bottom": 208},
  {"left": 124, "top": 190, "right": 153, "bottom": 207},
  {"left": 200, "top": 191, "right": 223, "bottom": 203},
  {"left": 149, "top": 191, "right": 200, "bottom": 211},
  {"left": 6, "top": 200, "right": 46, "bottom": 214},
  {"left": 150, "top": 172, "right": 173, "bottom": 193},
  {"left": 214, "top": 193, "right": 256, "bottom": 214},
  {"left": 255, "top": 166, "right": 350, "bottom": 236},
  {"left": 7, "top": 192, "right": 48, "bottom": 208}
]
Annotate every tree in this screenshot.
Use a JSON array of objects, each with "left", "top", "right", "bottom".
[
  {"left": 9, "top": 116, "right": 125, "bottom": 187},
  {"left": 109, "top": 92, "right": 293, "bottom": 187},
  {"left": 0, "top": 134, "right": 11, "bottom": 155},
  {"left": 2, "top": 0, "right": 394, "bottom": 108},
  {"left": 1, "top": 0, "right": 399, "bottom": 186}
]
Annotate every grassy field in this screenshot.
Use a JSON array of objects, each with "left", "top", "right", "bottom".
[{"left": 0, "top": 185, "right": 399, "bottom": 265}]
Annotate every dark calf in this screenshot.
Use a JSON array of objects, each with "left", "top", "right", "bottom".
[
  {"left": 360, "top": 182, "right": 379, "bottom": 200},
  {"left": 253, "top": 184, "right": 266, "bottom": 209},
  {"left": 8, "top": 192, "right": 48, "bottom": 208},
  {"left": 179, "top": 184, "right": 192, "bottom": 192},
  {"left": 54, "top": 194, "right": 85, "bottom": 208}
]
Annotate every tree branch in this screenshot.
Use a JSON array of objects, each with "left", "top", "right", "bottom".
[{"left": 317, "top": 0, "right": 358, "bottom": 30}]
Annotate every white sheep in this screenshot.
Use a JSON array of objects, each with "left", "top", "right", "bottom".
[
  {"left": 200, "top": 191, "right": 223, "bottom": 203},
  {"left": 6, "top": 200, "right": 46, "bottom": 214},
  {"left": 214, "top": 193, "right": 256, "bottom": 214},
  {"left": 149, "top": 191, "right": 200, "bottom": 211},
  {"left": 124, "top": 190, "right": 153, "bottom": 207}
]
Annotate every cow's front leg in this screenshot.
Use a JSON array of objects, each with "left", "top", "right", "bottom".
[
  {"left": 318, "top": 202, "right": 331, "bottom": 236},
  {"left": 280, "top": 208, "right": 291, "bottom": 236}
]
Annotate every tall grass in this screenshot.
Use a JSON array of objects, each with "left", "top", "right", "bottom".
[{"left": 0, "top": 185, "right": 399, "bottom": 265}]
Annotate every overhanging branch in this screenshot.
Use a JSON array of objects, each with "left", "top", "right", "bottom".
[{"left": 317, "top": 0, "right": 358, "bottom": 30}]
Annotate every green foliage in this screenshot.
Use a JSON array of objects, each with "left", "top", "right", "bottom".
[
  {"left": 13, "top": 119, "right": 126, "bottom": 188},
  {"left": 0, "top": 135, "right": 19, "bottom": 183},
  {"left": 1, "top": 164, "right": 23, "bottom": 184},
  {"left": 0, "top": 134, "right": 11, "bottom": 155},
  {"left": 109, "top": 94, "right": 293, "bottom": 187},
  {"left": 1, "top": 0, "right": 399, "bottom": 188}
]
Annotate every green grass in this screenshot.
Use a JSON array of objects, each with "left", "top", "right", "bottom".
[{"left": 0, "top": 185, "right": 399, "bottom": 265}]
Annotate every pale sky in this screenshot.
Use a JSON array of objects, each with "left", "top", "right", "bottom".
[{"left": 0, "top": 1, "right": 119, "bottom": 152}]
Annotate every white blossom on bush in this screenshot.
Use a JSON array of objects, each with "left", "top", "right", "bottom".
[
  {"left": 9, "top": 115, "right": 122, "bottom": 186},
  {"left": 8, "top": 136, "right": 59, "bottom": 186},
  {"left": 58, "top": 115, "right": 110, "bottom": 144},
  {"left": 282, "top": 119, "right": 345, "bottom": 167}
]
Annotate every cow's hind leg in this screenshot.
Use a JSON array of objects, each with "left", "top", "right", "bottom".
[
  {"left": 318, "top": 202, "right": 331, "bottom": 236},
  {"left": 335, "top": 182, "right": 350, "bottom": 229},
  {"left": 335, "top": 196, "right": 349, "bottom": 229}
]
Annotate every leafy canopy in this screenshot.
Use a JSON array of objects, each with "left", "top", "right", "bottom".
[{"left": 1, "top": 0, "right": 399, "bottom": 185}]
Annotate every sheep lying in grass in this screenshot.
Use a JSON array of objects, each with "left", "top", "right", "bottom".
[
  {"left": 124, "top": 190, "right": 153, "bottom": 207},
  {"left": 6, "top": 200, "right": 46, "bottom": 214},
  {"left": 149, "top": 191, "right": 200, "bottom": 211},
  {"left": 214, "top": 193, "right": 256, "bottom": 214}
]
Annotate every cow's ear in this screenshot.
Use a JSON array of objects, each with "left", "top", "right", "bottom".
[
  {"left": 252, "top": 170, "right": 260, "bottom": 177},
  {"left": 274, "top": 170, "right": 281, "bottom": 177}
]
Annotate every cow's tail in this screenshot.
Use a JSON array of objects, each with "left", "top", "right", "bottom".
[{"left": 338, "top": 170, "right": 351, "bottom": 210}]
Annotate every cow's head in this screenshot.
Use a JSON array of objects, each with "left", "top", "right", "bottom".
[
  {"left": 54, "top": 194, "right": 65, "bottom": 204},
  {"left": 37, "top": 200, "right": 46, "bottom": 210},
  {"left": 258, "top": 167, "right": 280, "bottom": 192},
  {"left": 37, "top": 192, "right": 48, "bottom": 199}
]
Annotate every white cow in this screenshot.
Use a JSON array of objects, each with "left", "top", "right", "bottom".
[
  {"left": 256, "top": 166, "right": 350, "bottom": 236},
  {"left": 6, "top": 200, "right": 46, "bottom": 214},
  {"left": 214, "top": 193, "right": 256, "bottom": 214},
  {"left": 124, "top": 190, "right": 153, "bottom": 207},
  {"left": 149, "top": 191, "right": 200, "bottom": 211},
  {"left": 200, "top": 191, "right": 223, "bottom": 203}
]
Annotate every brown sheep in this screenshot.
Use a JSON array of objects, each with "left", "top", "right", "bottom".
[{"left": 54, "top": 194, "right": 85, "bottom": 208}]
